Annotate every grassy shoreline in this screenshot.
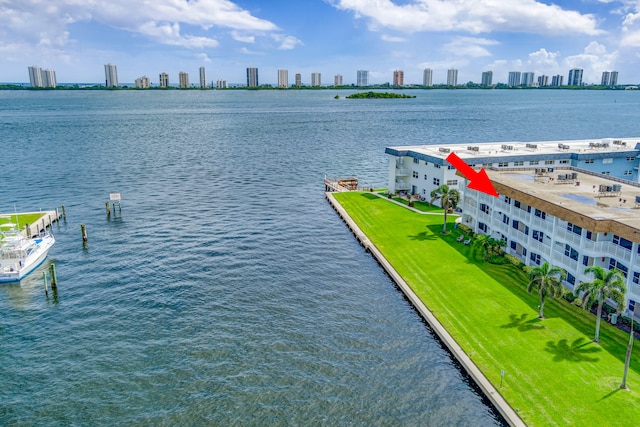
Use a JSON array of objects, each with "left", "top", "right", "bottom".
[{"left": 333, "top": 191, "right": 640, "bottom": 427}]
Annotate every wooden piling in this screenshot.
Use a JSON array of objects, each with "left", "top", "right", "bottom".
[
  {"left": 105, "top": 201, "right": 111, "bottom": 216},
  {"left": 49, "top": 264, "right": 57, "bottom": 289},
  {"left": 41, "top": 218, "right": 46, "bottom": 232},
  {"left": 43, "top": 271, "right": 48, "bottom": 297},
  {"left": 25, "top": 223, "right": 31, "bottom": 237},
  {"left": 55, "top": 207, "right": 59, "bottom": 221},
  {"left": 61, "top": 205, "right": 66, "bottom": 219},
  {"left": 81, "top": 224, "right": 88, "bottom": 243}
]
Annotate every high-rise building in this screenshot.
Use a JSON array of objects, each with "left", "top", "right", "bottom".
[
  {"left": 481, "top": 71, "right": 493, "bottom": 87},
  {"left": 135, "top": 76, "right": 150, "bottom": 89},
  {"left": 295, "top": 73, "right": 302, "bottom": 87},
  {"left": 179, "top": 71, "right": 189, "bottom": 88},
  {"left": 423, "top": 68, "right": 433, "bottom": 87},
  {"left": 610, "top": 71, "right": 619, "bottom": 87},
  {"left": 311, "top": 72, "right": 321, "bottom": 87},
  {"left": 568, "top": 68, "right": 583, "bottom": 86},
  {"left": 551, "top": 74, "right": 564, "bottom": 86},
  {"left": 278, "top": 69, "right": 288, "bottom": 88},
  {"left": 393, "top": 70, "right": 404, "bottom": 86},
  {"left": 199, "top": 67, "right": 207, "bottom": 88},
  {"left": 28, "top": 66, "right": 43, "bottom": 87},
  {"left": 447, "top": 69, "right": 458, "bottom": 86},
  {"left": 104, "top": 64, "right": 119, "bottom": 87},
  {"left": 216, "top": 80, "right": 228, "bottom": 89},
  {"left": 537, "top": 75, "right": 549, "bottom": 87},
  {"left": 601, "top": 71, "right": 610, "bottom": 86},
  {"left": 246, "top": 67, "right": 259, "bottom": 87},
  {"left": 41, "top": 69, "right": 57, "bottom": 88},
  {"left": 521, "top": 72, "right": 535, "bottom": 86},
  {"left": 159, "top": 72, "right": 169, "bottom": 88},
  {"left": 357, "top": 70, "right": 369, "bottom": 87},
  {"left": 334, "top": 74, "right": 343, "bottom": 86},
  {"left": 508, "top": 71, "right": 521, "bottom": 87}
]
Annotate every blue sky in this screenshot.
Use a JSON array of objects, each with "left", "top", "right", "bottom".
[{"left": 2, "top": 0, "right": 640, "bottom": 85}]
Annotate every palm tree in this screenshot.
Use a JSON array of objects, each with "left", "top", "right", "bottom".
[
  {"left": 574, "top": 266, "right": 626, "bottom": 343},
  {"left": 430, "top": 184, "right": 460, "bottom": 234},
  {"left": 526, "top": 262, "right": 567, "bottom": 318},
  {"left": 473, "top": 234, "right": 492, "bottom": 260}
]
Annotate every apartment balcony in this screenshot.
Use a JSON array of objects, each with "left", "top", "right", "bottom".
[
  {"left": 554, "top": 228, "right": 583, "bottom": 247},
  {"left": 395, "top": 168, "right": 412, "bottom": 176},
  {"left": 529, "top": 239, "right": 552, "bottom": 258}
]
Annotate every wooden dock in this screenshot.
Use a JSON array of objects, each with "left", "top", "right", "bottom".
[{"left": 0, "top": 209, "right": 64, "bottom": 237}]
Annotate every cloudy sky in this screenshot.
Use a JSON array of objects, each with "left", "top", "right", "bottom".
[{"left": 2, "top": 0, "right": 640, "bottom": 85}]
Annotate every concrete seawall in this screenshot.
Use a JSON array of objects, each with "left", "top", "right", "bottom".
[{"left": 325, "top": 192, "right": 525, "bottom": 427}]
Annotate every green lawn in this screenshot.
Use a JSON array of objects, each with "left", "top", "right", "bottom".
[
  {"left": 0, "top": 213, "right": 45, "bottom": 230},
  {"left": 334, "top": 191, "right": 640, "bottom": 427}
]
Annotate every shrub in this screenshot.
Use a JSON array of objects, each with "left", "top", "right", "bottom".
[
  {"left": 563, "top": 292, "right": 577, "bottom": 303},
  {"left": 504, "top": 253, "right": 525, "bottom": 269},
  {"left": 458, "top": 224, "right": 472, "bottom": 235},
  {"left": 486, "top": 255, "right": 509, "bottom": 265}
]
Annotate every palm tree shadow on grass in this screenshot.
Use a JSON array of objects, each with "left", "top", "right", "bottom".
[
  {"left": 501, "top": 313, "right": 546, "bottom": 332},
  {"left": 360, "top": 193, "right": 379, "bottom": 200},
  {"left": 408, "top": 231, "right": 438, "bottom": 241},
  {"left": 544, "top": 337, "right": 601, "bottom": 362}
]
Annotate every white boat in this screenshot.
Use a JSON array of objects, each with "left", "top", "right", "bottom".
[{"left": 0, "top": 223, "right": 55, "bottom": 283}]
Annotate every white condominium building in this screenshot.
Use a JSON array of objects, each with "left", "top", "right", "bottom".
[
  {"left": 179, "top": 71, "right": 189, "bottom": 88},
  {"left": 199, "top": 66, "right": 207, "bottom": 88},
  {"left": 278, "top": 69, "right": 289, "bottom": 88},
  {"left": 386, "top": 137, "right": 640, "bottom": 319},
  {"left": 104, "top": 64, "right": 118, "bottom": 87}
]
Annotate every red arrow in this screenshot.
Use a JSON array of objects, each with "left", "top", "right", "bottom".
[{"left": 445, "top": 152, "right": 499, "bottom": 197}]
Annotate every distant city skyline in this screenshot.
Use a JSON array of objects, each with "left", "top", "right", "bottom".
[{"left": 3, "top": 1, "right": 640, "bottom": 85}]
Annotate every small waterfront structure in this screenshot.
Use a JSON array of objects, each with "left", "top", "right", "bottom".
[
  {"left": 0, "top": 224, "right": 55, "bottom": 283},
  {"left": 385, "top": 137, "right": 640, "bottom": 319}
]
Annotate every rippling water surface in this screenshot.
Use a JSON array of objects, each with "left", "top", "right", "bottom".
[{"left": 2, "top": 89, "right": 639, "bottom": 425}]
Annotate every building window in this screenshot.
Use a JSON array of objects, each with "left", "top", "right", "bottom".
[
  {"left": 613, "top": 235, "right": 633, "bottom": 251},
  {"left": 478, "top": 222, "right": 487, "bottom": 232},
  {"left": 585, "top": 159, "right": 594, "bottom": 164},
  {"left": 483, "top": 163, "right": 493, "bottom": 167},
  {"left": 603, "top": 158, "right": 613, "bottom": 164},
  {"left": 434, "top": 164, "right": 441, "bottom": 169},
  {"left": 433, "top": 178, "right": 440, "bottom": 186},
  {"left": 446, "top": 180, "right": 458, "bottom": 186},
  {"left": 532, "top": 230, "right": 544, "bottom": 242},
  {"left": 413, "top": 171, "right": 419, "bottom": 178},
  {"left": 627, "top": 157, "right": 635, "bottom": 161},
  {"left": 545, "top": 160, "right": 555, "bottom": 165},
  {"left": 559, "top": 160, "right": 569, "bottom": 164},
  {"left": 633, "top": 271, "right": 640, "bottom": 285},
  {"left": 413, "top": 158, "right": 419, "bottom": 164},
  {"left": 502, "top": 214, "right": 509, "bottom": 225},
  {"left": 424, "top": 174, "right": 428, "bottom": 180},
  {"left": 504, "top": 196, "right": 511, "bottom": 204},
  {"left": 529, "top": 160, "right": 539, "bottom": 166},
  {"left": 480, "top": 203, "right": 490, "bottom": 214},
  {"left": 514, "top": 161, "right": 524, "bottom": 166},
  {"left": 567, "top": 222, "right": 582, "bottom": 236},
  {"left": 609, "top": 258, "right": 629, "bottom": 277},
  {"left": 448, "top": 166, "right": 454, "bottom": 170},
  {"left": 582, "top": 255, "right": 593, "bottom": 266},
  {"left": 624, "top": 170, "right": 633, "bottom": 176},
  {"left": 530, "top": 252, "right": 541, "bottom": 265},
  {"left": 603, "top": 171, "right": 610, "bottom": 175},
  {"left": 534, "top": 209, "right": 546, "bottom": 220},
  {"left": 567, "top": 273, "right": 576, "bottom": 285},
  {"left": 498, "top": 162, "right": 509, "bottom": 167},
  {"left": 564, "top": 244, "right": 578, "bottom": 261}
]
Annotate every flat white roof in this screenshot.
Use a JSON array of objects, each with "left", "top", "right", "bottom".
[{"left": 387, "top": 137, "right": 640, "bottom": 161}]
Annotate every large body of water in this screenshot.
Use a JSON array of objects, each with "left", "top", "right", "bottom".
[{"left": 1, "top": 89, "right": 639, "bottom": 426}]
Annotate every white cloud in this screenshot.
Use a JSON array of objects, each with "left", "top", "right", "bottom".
[
  {"left": 271, "top": 34, "right": 303, "bottom": 50},
  {"left": 0, "top": 0, "right": 279, "bottom": 53},
  {"left": 231, "top": 31, "right": 256, "bottom": 43},
  {"left": 195, "top": 53, "right": 212, "bottom": 63},
  {"left": 443, "top": 37, "right": 498, "bottom": 58},
  {"left": 527, "top": 48, "right": 560, "bottom": 68},
  {"left": 564, "top": 42, "right": 618, "bottom": 82},
  {"left": 381, "top": 34, "right": 407, "bottom": 42},
  {"left": 330, "top": 0, "right": 603, "bottom": 35}
]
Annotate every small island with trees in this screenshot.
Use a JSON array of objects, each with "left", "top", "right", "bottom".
[{"left": 345, "top": 91, "right": 416, "bottom": 99}]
